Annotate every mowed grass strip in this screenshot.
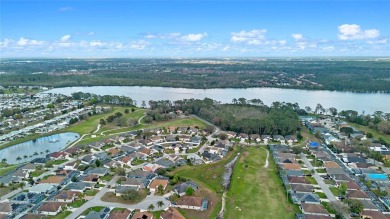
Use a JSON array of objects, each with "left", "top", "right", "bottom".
[{"left": 225, "top": 147, "right": 300, "bottom": 219}]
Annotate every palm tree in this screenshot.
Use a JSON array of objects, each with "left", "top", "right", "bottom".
[
  {"left": 147, "top": 204, "right": 155, "bottom": 212},
  {"left": 157, "top": 201, "right": 164, "bottom": 208},
  {"left": 33, "top": 152, "right": 38, "bottom": 156},
  {"left": 40, "top": 152, "right": 44, "bottom": 155},
  {"left": 45, "top": 150, "right": 50, "bottom": 154},
  {"left": 1, "top": 158, "right": 7, "bottom": 163},
  {"left": 16, "top": 156, "right": 22, "bottom": 163},
  {"left": 23, "top": 155, "right": 28, "bottom": 162}
]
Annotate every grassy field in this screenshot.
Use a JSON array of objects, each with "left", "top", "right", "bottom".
[
  {"left": 101, "top": 190, "right": 147, "bottom": 204},
  {"left": 81, "top": 206, "right": 105, "bottom": 216},
  {"left": 0, "top": 165, "right": 17, "bottom": 177},
  {"left": 64, "top": 107, "right": 145, "bottom": 135},
  {"left": 170, "top": 147, "right": 238, "bottom": 218},
  {"left": 348, "top": 122, "right": 390, "bottom": 144},
  {"left": 224, "top": 147, "right": 300, "bottom": 219},
  {"left": 48, "top": 211, "right": 72, "bottom": 219},
  {"left": 0, "top": 187, "right": 12, "bottom": 197}
]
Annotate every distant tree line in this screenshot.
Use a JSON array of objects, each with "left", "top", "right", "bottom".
[
  {"left": 71, "top": 92, "right": 134, "bottom": 106},
  {"left": 149, "top": 98, "right": 303, "bottom": 135}
]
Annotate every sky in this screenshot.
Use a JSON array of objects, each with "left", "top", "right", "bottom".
[{"left": 0, "top": 0, "right": 389, "bottom": 57}]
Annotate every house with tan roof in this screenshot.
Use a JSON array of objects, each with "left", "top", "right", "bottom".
[
  {"left": 347, "top": 190, "right": 370, "bottom": 200},
  {"left": 108, "top": 208, "right": 131, "bottom": 219},
  {"left": 323, "top": 161, "right": 340, "bottom": 169},
  {"left": 81, "top": 174, "right": 99, "bottom": 183},
  {"left": 283, "top": 163, "right": 301, "bottom": 170},
  {"left": 361, "top": 210, "right": 388, "bottom": 219},
  {"left": 300, "top": 203, "right": 329, "bottom": 216},
  {"left": 173, "top": 196, "right": 208, "bottom": 211},
  {"left": 37, "top": 202, "right": 66, "bottom": 215},
  {"left": 160, "top": 208, "right": 185, "bottom": 219},
  {"left": 107, "top": 148, "right": 121, "bottom": 157},
  {"left": 53, "top": 190, "right": 80, "bottom": 202},
  {"left": 39, "top": 176, "right": 65, "bottom": 185},
  {"left": 131, "top": 211, "right": 153, "bottom": 219},
  {"left": 139, "top": 147, "right": 152, "bottom": 155},
  {"left": 149, "top": 179, "right": 169, "bottom": 192},
  {"left": 143, "top": 164, "right": 161, "bottom": 172}
]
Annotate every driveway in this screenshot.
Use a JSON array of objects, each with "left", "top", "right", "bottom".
[
  {"left": 67, "top": 176, "right": 170, "bottom": 219},
  {"left": 300, "top": 153, "right": 337, "bottom": 202}
]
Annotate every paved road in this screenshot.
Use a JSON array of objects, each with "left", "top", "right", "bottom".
[
  {"left": 300, "top": 153, "right": 337, "bottom": 202},
  {"left": 68, "top": 175, "right": 170, "bottom": 219}
]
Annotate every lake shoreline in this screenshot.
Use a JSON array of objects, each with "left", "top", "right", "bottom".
[{"left": 44, "top": 86, "right": 390, "bottom": 114}]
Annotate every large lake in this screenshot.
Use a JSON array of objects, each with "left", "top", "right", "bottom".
[
  {"left": 0, "top": 132, "right": 79, "bottom": 164},
  {"left": 45, "top": 86, "right": 390, "bottom": 114}
]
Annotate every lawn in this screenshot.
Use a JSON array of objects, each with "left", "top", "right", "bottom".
[
  {"left": 304, "top": 176, "right": 318, "bottom": 184},
  {"left": 85, "top": 189, "right": 99, "bottom": 196},
  {"left": 100, "top": 174, "right": 114, "bottom": 182},
  {"left": 46, "top": 159, "right": 68, "bottom": 166},
  {"left": 315, "top": 192, "right": 327, "bottom": 199},
  {"left": 64, "top": 106, "right": 145, "bottom": 135},
  {"left": 172, "top": 146, "right": 238, "bottom": 192},
  {"left": 30, "top": 169, "right": 46, "bottom": 177},
  {"left": 0, "top": 187, "right": 12, "bottom": 197},
  {"left": 330, "top": 187, "right": 342, "bottom": 196},
  {"left": 68, "top": 199, "right": 87, "bottom": 208},
  {"left": 101, "top": 190, "right": 147, "bottom": 204},
  {"left": 348, "top": 122, "right": 390, "bottom": 144},
  {"left": 149, "top": 117, "right": 208, "bottom": 129},
  {"left": 169, "top": 147, "right": 238, "bottom": 218},
  {"left": 82, "top": 206, "right": 106, "bottom": 216},
  {"left": 0, "top": 165, "right": 17, "bottom": 177},
  {"left": 224, "top": 147, "right": 300, "bottom": 219},
  {"left": 48, "top": 210, "right": 72, "bottom": 219}
]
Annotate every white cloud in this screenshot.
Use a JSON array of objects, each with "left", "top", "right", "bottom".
[
  {"left": 60, "top": 35, "right": 71, "bottom": 42},
  {"left": 322, "top": 46, "right": 335, "bottom": 51},
  {"left": 16, "top": 37, "right": 44, "bottom": 46},
  {"left": 338, "top": 24, "right": 380, "bottom": 40},
  {"left": 144, "top": 32, "right": 207, "bottom": 42},
  {"left": 367, "top": 38, "right": 388, "bottom": 44},
  {"left": 230, "top": 29, "right": 267, "bottom": 44},
  {"left": 130, "top": 40, "right": 148, "bottom": 50},
  {"left": 90, "top": 41, "right": 105, "bottom": 47},
  {"left": 87, "top": 32, "right": 95, "bottom": 36},
  {"left": 0, "top": 39, "right": 12, "bottom": 48},
  {"left": 222, "top": 46, "right": 230, "bottom": 51},
  {"left": 291, "top": 33, "right": 303, "bottom": 40},
  {"left": 180, "top": 33, "right": 207, "bottom": 42}
]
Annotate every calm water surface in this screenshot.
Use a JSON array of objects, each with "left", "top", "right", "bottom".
[
  {"left": 0, "top": 132, "right": 79, "bottom": 164},
  {"left": 45, "top": 86, "right": 390, "bottom": 114}
]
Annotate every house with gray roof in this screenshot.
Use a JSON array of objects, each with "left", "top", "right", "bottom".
[
  {"left": 84, "top": 207, "right": 110, "bottom": 219},
  {"left": 156, "top": 159, "right": 175, "bottom": 168}
]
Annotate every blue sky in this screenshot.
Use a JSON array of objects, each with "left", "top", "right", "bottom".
[{"left": 1, "top": 0, "right": 389, "bottom": 57}]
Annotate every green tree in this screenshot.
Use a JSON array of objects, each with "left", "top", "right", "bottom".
[
  {"left": 185, "top": 186, "right": 194, "bottom": 196},
  {"left": 124, "top": 109, "right": 129, "bottom": 114},
  {"left": 131, "top": 108, "right": 135, "bottom": 113},
  {"left": 16, "top": 156, "right": 22, "bottom": 163},
  {"left": 157, "top": 184, "right": 164, "bottom": 194},
  {"left": 157, "top": 200, "right": 164, "bottom": 208},
  {"left": 292, "top": 146, "right": 303, "bottom": 155},
  {"left": 366, "top": 132, "right": 373, "bottom": 138},
  {"left": 345, "top": 199, "right": 363, "bottom": 214},
  {"left": 122, "top": 189, "right": 141, "bottom": 201},
  {"left": 340, "top": 182, "right": 347, "bottom": 195},
  {"left": 147, "top": 204, "right": 155, "bottom": 212},
  {"left": 1, "top": 158, "right": 7, "bottom": 163}
]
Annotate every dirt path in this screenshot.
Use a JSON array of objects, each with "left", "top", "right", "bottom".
[
  {"left": 218, "top": 192, "right": 227, "bottom": 219},
  {"left": 261, "top": 147, "right": 269, "bottom": 168}
]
